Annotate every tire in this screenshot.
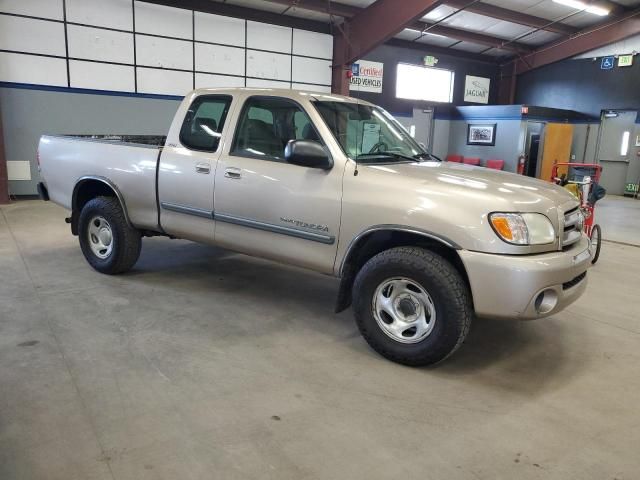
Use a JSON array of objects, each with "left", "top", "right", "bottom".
[
  {"left": 78, "top": 196, "right": 141, "bottom": 274},
  {"left": 590, "top": 223, "right": 602, "bottom": 264},
  {"left": 352, "top": 247, "right": 473, "bottom": 366}
]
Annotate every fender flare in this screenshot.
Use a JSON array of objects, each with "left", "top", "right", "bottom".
[
  {"left": 70, "top": 176, "right": 133, "bottom": 233},
  {"left": 334, "top": 225, "right": 462, "bottom": 313}
]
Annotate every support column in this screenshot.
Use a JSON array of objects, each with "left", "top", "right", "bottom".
[
  {"left": 497, "top": 64, "right": 517, "bottom": 105},
  {"left": 331, "top": 32, "right": 350, "bottom": 95},
  {"left": 0, "top": 99, "right": 9, "bottom": 205}
]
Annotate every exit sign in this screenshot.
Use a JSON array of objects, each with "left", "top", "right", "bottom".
[{"left": 618, "top": 55, "right": 634, "bottom": 67}]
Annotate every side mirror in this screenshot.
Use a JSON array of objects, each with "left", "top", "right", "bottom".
[{"left": 284, "top": 140, "right": 333, "bottom": 170}]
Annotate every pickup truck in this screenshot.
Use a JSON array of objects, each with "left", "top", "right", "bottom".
[{"left": 38, "top": 88, "right": 591, "bottom": 366}]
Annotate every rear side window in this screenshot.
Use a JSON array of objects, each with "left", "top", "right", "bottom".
[{"left": 180, "top": 95, "right": 232, "bottom": 151}]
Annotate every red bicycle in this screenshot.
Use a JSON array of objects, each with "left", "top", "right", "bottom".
[{"left": 551, "top": 163, "right": 606, "bottom": 264}]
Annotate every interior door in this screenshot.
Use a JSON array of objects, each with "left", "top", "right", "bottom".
[
  {"left": 213, "top": 95, "right": 342, "bottom": 274},
  {"left": 395, "top": 108, "right": 433, "bottom": 151},
  {"left": 157, "top": 94, "right": 233, "bottom": 244},
  {"left": 539, "top": 123, "right": 574, "bottom": 180},
  {"left": 597, "top": 111, "right": 635, "bottom": 195}
]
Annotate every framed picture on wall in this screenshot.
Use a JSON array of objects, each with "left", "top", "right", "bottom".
[{"left": 467, "top": 124, "right": 497, "bottom": 146}]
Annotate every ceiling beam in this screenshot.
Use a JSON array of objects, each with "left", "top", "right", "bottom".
[
  {"left": 444, "top": 0, "right": 579, "bottom": 35},
  {"left": 385, "top": 37, "right": 499, "bottom": 63},
  {"left": 333, "top": 0, "right": 445, "bottom": 67},
  {"left": 503, "top": 7, "right": 640, "bottom": 76},
  {"left": 408, "top": 23, "right": 532, "bottom": 53}
]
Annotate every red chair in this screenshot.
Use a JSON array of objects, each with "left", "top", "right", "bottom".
[
  {"left": 446, "top": 154, "right": 463, "bottom": 163},
  {"left": 463, "top": 157, "right": 481, "bottom": 166},
  {"left": 486, "top": 159, "right": 505, "bottom": 170}
]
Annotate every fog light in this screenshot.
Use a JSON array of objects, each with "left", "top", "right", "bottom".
[{"left": 534, "top": 289, "right": 558, "bottom": 314}]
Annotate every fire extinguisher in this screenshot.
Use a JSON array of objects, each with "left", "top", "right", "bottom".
[{"left": 517, "top": 154, "right": 526, "bottom": 175}]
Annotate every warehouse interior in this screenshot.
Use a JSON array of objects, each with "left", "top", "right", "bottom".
[{"left": 1, "top": 0, "right": 640, "bottom": 479}]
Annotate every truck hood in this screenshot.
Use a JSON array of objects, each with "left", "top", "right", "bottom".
[
  {"left": 362, "top": 160, "right": 575, "bottom": 209},
  {"left": 345, "top": 160, "right": 580, "bottom": 255}
]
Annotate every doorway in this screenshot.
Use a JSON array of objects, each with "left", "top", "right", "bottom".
[
  {"left": 597, "top": 110, "right": 636, "bottom": 195},
  {"left": 527, "top": 134, "right": 541, "bottom": 177},
  {"left": 524, "top": 121, "right": 544, "bottom": 177},
  {"left": 395, "top": 108, "right": 434, "bottom": 151}
]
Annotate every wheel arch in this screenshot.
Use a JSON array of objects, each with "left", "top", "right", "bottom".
[
  {"left": 71, "top": 176, "right": 132, "bottom": 235},
  {"left": 335, "top": 226, "right": 471, "bottom": 313}
]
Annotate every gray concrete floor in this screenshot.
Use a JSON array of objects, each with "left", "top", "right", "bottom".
[
  {"left": 1, "top": 199, "right": 640, "bottom": 480},
  {"left": 598, "top": 195, "right": 640, "bottom": 246}
]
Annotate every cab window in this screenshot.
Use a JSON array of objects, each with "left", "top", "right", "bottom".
[
  {"left": 231, "top": 96, "right": 322, "bottom": 161},
  {"left": 180, "top": 95, "right": 232, "bottom": 151}
]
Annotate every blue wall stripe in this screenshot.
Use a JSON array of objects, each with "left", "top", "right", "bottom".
[{"left": 0, "top": 81, "right": 184, "bottom": 101}]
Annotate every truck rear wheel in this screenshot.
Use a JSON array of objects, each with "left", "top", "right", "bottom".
[
  {"left": 78, "top": 196, "right": 141, "bottom": 274},
  {"left": 352, "top": 247, "right": 472, "bottom": 366}
]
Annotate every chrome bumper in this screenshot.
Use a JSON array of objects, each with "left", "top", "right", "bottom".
[{"left": 459, "top": 236, "right": 591, "bottom": 320}]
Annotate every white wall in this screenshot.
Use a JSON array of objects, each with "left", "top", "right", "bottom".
[{"left": 0, "top": 0, "right": 333, "bottom": 96}]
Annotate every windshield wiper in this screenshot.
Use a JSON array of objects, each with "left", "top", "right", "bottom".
[{"left": 356, "top": 152, "right": 418, "bottom": 163}]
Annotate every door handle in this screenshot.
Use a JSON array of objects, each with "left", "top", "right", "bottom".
[
  {"left": 224, "top": 167, "right": 242, "bottom": 179},
  {"left": 195, "top": 162, "right": 211, "bottom": 174}
]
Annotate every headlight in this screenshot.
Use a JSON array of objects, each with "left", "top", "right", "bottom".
[{"left": 489, "top": 213, "right": 556, "bottom": 245}]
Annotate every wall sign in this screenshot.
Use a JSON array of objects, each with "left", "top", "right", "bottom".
[
  {"left": 618, "top": 55, "right": 634, "bottom": 67},
  {"left": 601, "top": 56, "right": 615, "bottom": 70},
  {"left": 423, "top": 55, "right": 438, "bottom": 67},
  {"left": 625, "top": 183, "right": 639, "bottom": 195},
  {"left": 350, "top": 60, "right": 384, "bottom": 93},
  {"left": 464, "top": 75, "right": 490, "bottom": 104}
]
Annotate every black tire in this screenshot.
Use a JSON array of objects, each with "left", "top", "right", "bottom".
[
  {"left": 352, "top": 247, "right": 473, "bottom": 366},
  {"left": 590, "top": 223, "right": 602, "bottom": 264},
  {"left": 78, "top": 196, "right": 141, "bottom": 274}
]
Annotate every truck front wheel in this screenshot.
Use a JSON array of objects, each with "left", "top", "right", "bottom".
[
  {"left": 78, "top": 196, "right": 141, "bottom": 274},
  {"left": 352, "top": 247, "right": 472, "bottom": 366}
]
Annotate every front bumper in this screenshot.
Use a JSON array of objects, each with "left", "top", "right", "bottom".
[{"left": 459, "top": 235, "right": 591, "bottom": 320}]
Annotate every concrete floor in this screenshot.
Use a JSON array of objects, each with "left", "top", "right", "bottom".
[
  {"left": 1, "top": 198, "right": 639, "bottom": 480},
  {"left": 598, "top": 195, "right": 640, "bottom": 246}
]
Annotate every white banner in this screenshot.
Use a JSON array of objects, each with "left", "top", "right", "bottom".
[
  {"left": 464, "top": 75, "right": 490, "bottom": 104},
  {"left": 350, "top": 60, "right": 384, "bottom": 93}
]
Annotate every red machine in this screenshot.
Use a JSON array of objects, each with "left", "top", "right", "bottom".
[{"left": 550, "top": 163, "right": 605, "bottom": 264}]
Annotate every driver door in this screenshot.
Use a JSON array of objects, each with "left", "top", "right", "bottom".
[{"left": 213, "top": 95, "right": 342, "bottom": 274}]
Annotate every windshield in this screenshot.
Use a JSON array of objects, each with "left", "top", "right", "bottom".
[{"left": 312, "top": 101, "right": 436, "bottom": 163}]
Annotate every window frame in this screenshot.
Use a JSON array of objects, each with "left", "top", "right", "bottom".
[
  {"left": 179, "top": 94, "right": 233, "bottom": 153},
  {"left": 230, "top": 95, "right": 327, "bottom": 164}
]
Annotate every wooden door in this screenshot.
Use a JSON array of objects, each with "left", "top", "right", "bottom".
[{"left": 540, "top": 123, "right": 574, "bottom": 180}]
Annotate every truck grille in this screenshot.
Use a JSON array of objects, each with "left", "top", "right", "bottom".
[{"left": 562, "top": 207, "right": 582, "bottom": 250}]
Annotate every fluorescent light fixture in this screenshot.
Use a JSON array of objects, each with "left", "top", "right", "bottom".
[
  {"left": 404, "top": 28, "right": 447, "bottom": 39},
  {"left": 552, "top": 0, "right": 610, "bottom": 16}
]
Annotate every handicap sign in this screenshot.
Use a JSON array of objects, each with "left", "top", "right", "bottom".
[{"left": 601, "top": 56, "right": 615, "bottom": 70}]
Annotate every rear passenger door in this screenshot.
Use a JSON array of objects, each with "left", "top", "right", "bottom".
[
  {"left": 213, "top": 95, "right": 342, "bottom": 274},
  {"left": 158, "top": 94, "right": 232, "bottom": 243}
]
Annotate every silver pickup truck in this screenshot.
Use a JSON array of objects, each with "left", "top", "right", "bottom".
[{"left": 38, "top": 88, "right": 591, "bottom": 366}]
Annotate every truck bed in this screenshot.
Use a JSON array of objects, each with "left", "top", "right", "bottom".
[{"left": 39, "top": 134, "right": 166, "bottom": 232}]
